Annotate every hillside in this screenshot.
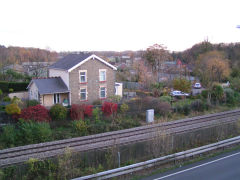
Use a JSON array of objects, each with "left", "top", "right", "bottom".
[
  {"left": 172, "top": 42, "right": 240, "bottom": 67},
  {"left": 0, "top": 45, "right": 58, "bottom": 67}
]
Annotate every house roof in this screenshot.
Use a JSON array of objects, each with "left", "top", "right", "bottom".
[
  {"left": 27, "top": 77, "right": 69, "bottom": 95},
  {"left": 49, "top": 53, "right": 117, "bottom": 72}
]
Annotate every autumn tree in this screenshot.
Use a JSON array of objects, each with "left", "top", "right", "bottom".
[
  {"left": 144, "top": 44, "right": 172, "bottom": 80},
  {"left": 133, "top": 60, "right": 155, "bottom": 89},
  {"left": 195, "top": 50, "right": 230, "bottom": 102},
  {"left": 195, "top": 50, "right": 230, "bottom": 86},
  {"left": 172, "top": 78, "right": 191, "bottom": 93}
]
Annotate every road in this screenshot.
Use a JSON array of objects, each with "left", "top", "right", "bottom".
[
  {"left": 141, "top": 149, "right": 240, "bottom": 180},
  {"left": 191, "top": 87, "right": 204, "bottom": 96}
]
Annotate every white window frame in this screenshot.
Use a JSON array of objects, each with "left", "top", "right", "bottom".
[
  {"left": 79, "top": 86, "right": 88, "bottom": 101},
  {"left": 79, "top": 70, "right": 87, "bottom": 83},
  {"left": 99, "top": 69, "right": 106, "bottom": 82},
  {"left": 99, "top": 86, "right": 107, "bottom": 98},
  {"left": 53, "top": 93, "right": 60, "bottom": 104}
]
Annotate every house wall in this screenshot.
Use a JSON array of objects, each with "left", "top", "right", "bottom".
[
  {"left": 69, "top": 58, "right": 116, "bottom": 104},
  {"left": 28, "top": 82, "right": 39, "bottom": 101},
  {"left": 115, "top": 83, "right": 123, "bottom": 97},
  {"left": 42, "top": 93, "right": 69, "bottom": 107},
  {"left": 42, "top": 94, "right": 53, "bottom": 107},
  {"left": 49, "top": 69, "right": 69, "bottom": 88}
]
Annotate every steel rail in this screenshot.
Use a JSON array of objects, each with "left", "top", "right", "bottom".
[{"left": 1, "top": 109, "right": 240, "bottom": 167}]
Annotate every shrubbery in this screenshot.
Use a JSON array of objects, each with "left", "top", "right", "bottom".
[
  {"left": 5, "top": 103, "right": 21, "bottom": 115},
  {"left": 26, "top": 100, "right": 40, "bottom": 107},
  {"left": 70, "top": 104, "right": 93, "bottom": 120},
  {"left": 154, "top": 101, "right": 171, "bottom": 116},
  {"left": 17, "top": 120, "right": 52, "bottom": 145},
  {"left": 50, "top": 104, "right": 67, "bottom": 121},
  {"left": 0, "top": 125, "right": 16, "bottom": 148},
  {"left": 211, "top": 85, "right": 224, "bottom": 104},
  {"left": 3, "top": 96, "right": 11, "bottom": 102},
  {"left": 0, "top": 120, "right": 52, "bottom": 148},
  {"left": 120, "top": 103, "right": 129, "bottom": 113},
  {"left": 101, "top": 102, "right": 118, "bottom": 116},
  {"left": 0, "top": 81, "right": 29, "bottom": 93},
  {"left": 71, "top": 120, "right": 88, "bottom": 136},
  {"left": 84, "top": 105, "right": 93, "bottom": 117},
  {"left": 20, "top": 105, "right": 51, "bottom": 122},
  {"left": 190, "top": 99, "right": 205, "bottom": 112},
  {"left": 224, "top": 88, "right": 240, "bottom": 106},
  {"left": 159, "top": 96, "right": 172, "bottom": 103}
]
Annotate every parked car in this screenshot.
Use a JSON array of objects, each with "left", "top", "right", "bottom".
[
  {"left": 193, "top": 82, "right": 202, "bottom": 89},
  {"left": 170, "top": 90, "right": 189, "bottom": 97}
]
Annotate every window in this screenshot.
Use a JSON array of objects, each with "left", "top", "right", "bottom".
[
  {"left": 99, "top": 69, "right": 106, "bottom": 82},
  {"left": 54, "top": 93, "right": 60, "bottom": 104},
  {"left": 80, "top": 87, "right": 87, "bottom": 101},
  {"left": 100, "top": 87, "right": 106, "bottom": 98},
  {"left": 79, "top": 70, "right": 87, "bottom": 83}
]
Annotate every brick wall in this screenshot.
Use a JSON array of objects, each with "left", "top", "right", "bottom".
[{"left": 69, "top": 58, "right": 116, "bottom": 104}]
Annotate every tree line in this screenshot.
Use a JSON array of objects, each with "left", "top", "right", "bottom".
[{"left": 0, "top": 45, "right": 58, "bottom": 68}]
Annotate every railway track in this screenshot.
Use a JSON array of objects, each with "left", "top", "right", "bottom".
[{"left": 1, "top": 109, "right": 240, "bottom": 167}]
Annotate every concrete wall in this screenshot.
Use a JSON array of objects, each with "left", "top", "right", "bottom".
[
  {"left": 49, "top": 69, "right": 69, "bottom": 88},
  {"left": 9, "top": 91, "right": 28, "bottom": 100},
  {"left": 69, "top": 58, "right": 116, "bottom": 104}
]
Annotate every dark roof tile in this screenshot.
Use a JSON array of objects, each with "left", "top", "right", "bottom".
[
  {"left": 31, "top": 77, "right": 69, "bottom": 95},
  {"left": 49, "top": 53, "right": 91, "bottom": 70}
]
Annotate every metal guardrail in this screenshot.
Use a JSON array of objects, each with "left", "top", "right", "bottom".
[{"left": 72, "top": 135, "right": 240, "bottom": 180}]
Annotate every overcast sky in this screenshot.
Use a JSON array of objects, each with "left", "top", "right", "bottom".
[{"left": 0, "top": 0, "right": 240, "bottom": 52}]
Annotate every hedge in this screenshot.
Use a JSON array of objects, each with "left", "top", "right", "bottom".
[{"left": 0, "top": 81, "right": 29, "bottom": 92}]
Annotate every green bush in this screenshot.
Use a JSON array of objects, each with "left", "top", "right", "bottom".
[
  {"left": 190, "top": 99, "right": 205, "bottom": 112},
  {"left": 3, "top": 96, "right": 11, "bottom": 102},
  {"left": 92, "top": 107, "right": 102, "bottom": 122},
  {"left": 50, "top": 104, "right": 67, "bottom": 121},
  {"left": 120, "top": 103, "right": 129, "bottom": 113},
  {"left": 116, "top": 116, "right": 140, "bottom": 129},
  {"left": 108, "top": 95, "right": 121, "bottom": 103},
  {"left": 159, "top": 96, "right": 172, "bottom": 103},
  {"left": 224, "top": 88, "right": 240, "bottom": 106},
  {"left": 89, "top": 120, "right": 107, "bottom": 134},
  {"left": 17, "top": 120, "right": 52, "bottom": 145},
  {"left": 9, "top": 88, "right": 14, "bottom": 93},
  {"left": 201, "top": 90, "right": 209, "bottom": 99},
  {"left": 0, "top": 125, "right": 16, "bottom": 148},
  {"left": 230, "top": 77, "right": 240, "bottom": 91},
  {"left": 173, "top": 99, "right": 192, "bottom": 115},
  {"left": 212, "top": 85, "right": 224, "bottom": 103},
  {"left": 0, "top": 81, "right": 29, "bottom": 93},
  {"left": 11, "top": 96, "right": 22, "bottom": 105},
  {"left": 182, "top": 104, "right": 191, "bottom": 115},
  {"left": 0, "top": 121, "right": 52, "bottom": 148},
  {"left": 26, "top": 100, "right": 40, "bottom": 107},
  {"left": 5, "top": 103, "right": 21, "bottom": 115},
  {"left": 71, "top": 120, "right": 88, "bottom": 136}
]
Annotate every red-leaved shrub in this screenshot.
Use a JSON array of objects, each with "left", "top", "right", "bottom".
[
  {"left": 70, "top": 104, "right": 93, "bottom": 120},
  {"left": 70, "top": 104, "right": 84, "bottom": 120},
  {"left": 19, "top": 105, "right": 51, "bottom": 122},
  {"left": 84, "top": 105, "right": 93, "bottom": 117},
  {"left": 101, "top": 102, "right": 118, "bottom": 116}
]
